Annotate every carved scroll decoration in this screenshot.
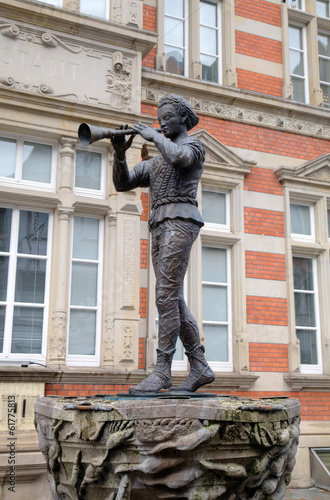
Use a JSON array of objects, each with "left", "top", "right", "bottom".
[{"left": 122, "top": 219, "right": 136, "bottom": 308}]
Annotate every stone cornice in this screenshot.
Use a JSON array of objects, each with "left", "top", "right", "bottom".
[
  {"left": 0, "top": 367, "right": 258, "bottom": 390},
  {"left": 284, "top": 375, "right": 330, "bottom": 391},
  {"left": 142, "top": 72, "right": 330, "bottom": 140}
]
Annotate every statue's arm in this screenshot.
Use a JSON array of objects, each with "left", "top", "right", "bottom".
[
  {"left": 153, "top": 134, "right": 197, "bottom": 168},
  {"left": 113, "top": 154, "right": 150, "bottom": 192}
]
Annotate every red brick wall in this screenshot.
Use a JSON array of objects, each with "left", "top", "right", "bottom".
[
  {"left": 235, "top": 0, "right": 281, "bottom": 26},
  {"left": 141, "top": 192, "right": 149, "bottom": 221},
  {"left": 140, "top": 239, "right": 148, "bottom": 269},
  {"left": 236, "top": 31, "right": 282, "bottom": 64},
  {"left": 141, "top": 104, "right": 330, "bottom": 160},
  {"left": 249, "top": 343, "right": 289, "bottom": 372},
  {"left": 45, "top": 383, "right": 131, "bottom": 397},
  {"left": 237, "top": 69, "right": 283, "bottom": 97},
  {"left": 138, "top": 337, "right": 146, "bottom": 369},
  {"left": 246, "top": 296, "right": 288, "bottom": 326},
  {"left": 139, "top": 287, "right": 147, "bottom": 318},
  {"left": 245, "top": 251, "right": 286, "bottom": 281},
  {"left": 244, "top": 167, "right": 283, "bottom": 195},
  {"left": 244, "top": 208, "right": 285, "bottom": 237},
  {"left": 142, "top": 4, "right": 156, "bottom": 68}
]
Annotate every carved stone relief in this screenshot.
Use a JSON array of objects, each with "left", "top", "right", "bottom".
[
  {"left": 123, "top": 218, "right": 136, "bottom": 308},
  {"left": 35, "top": 396, "right": 301, "bottom": 500},
  {"left": 122, "top": 326, "right": 134, "bottom": 361},
  {"left": 49, "top": 313, "right": 67, "bottom": 362},
  {"left": 0, "top": 21, "right": 137, "bottom": 111},
  {"left": 103, "top": 315, "right": 115, "bottom": 363}
]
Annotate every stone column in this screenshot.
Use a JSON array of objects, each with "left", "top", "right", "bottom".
[
  {"left": 47, "top": 138, "right": 76, "bottom": 366},
  {"left": 48, "top": 207, "right": 73, "bottom": 366}
]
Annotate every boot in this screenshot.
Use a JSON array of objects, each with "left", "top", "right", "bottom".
[
  {"left": 129, "top": 348, "right": 175, "bottom": 394},
  {"left": 171, "top": 344, "right": 215, "bottom": 393}
]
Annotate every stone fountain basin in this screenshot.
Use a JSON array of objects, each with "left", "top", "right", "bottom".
[{"left": 35, "top": 395, "right": 301, "bottom": 500}]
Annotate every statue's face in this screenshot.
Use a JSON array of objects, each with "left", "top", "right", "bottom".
[{"left": 157, "top": 103, "right": 186, "bottom": 139}]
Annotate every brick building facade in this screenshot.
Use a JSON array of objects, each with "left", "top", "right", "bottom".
[{"left": 0, "top": 0, "right": 330, "bottom": 497}]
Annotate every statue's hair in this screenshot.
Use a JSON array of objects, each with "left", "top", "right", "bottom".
[{"left": 158, "top": 94, "right": 199, "bottom": 131}]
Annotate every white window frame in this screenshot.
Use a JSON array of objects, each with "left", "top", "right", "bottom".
[
  {"left": 202, "top": 188, "right": 230, "bottom": 232},
  {"left": 0, "top": 206, "right": 52, "bottom": 363},
  {"left": 201, "top": 244, "right": 232, "bottom": 372},
  {"left": 74, "top": 145, "right": 106, "bottom": 199},
  {"left": 318, "top": 30, "right": 330, "bottom": 108},
  {"left": 66, "top": 215, "right": 103, "bottom": 367},
  {"left": 290, "top": 202, "right": 315, "bottom": 241},
  {"left": 289, "top": 23, "right": 309, "bottom": 104},
  {"left": 293, "top": 255, "right": 323, "bottom": 374},
  {"left": 0, "top": 132, "right": 57, "bottom": 192},
  {"left": 164, "top": 0, "right": 189, "bottom": 77},
  {"left": 200, "top": 0, "right": 222, "bottom": 84}
]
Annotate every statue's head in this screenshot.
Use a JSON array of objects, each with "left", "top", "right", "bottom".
[{"left": 158, "top": 94, "right": 199, "bottom": 131}]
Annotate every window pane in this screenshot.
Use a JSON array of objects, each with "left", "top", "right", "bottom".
[
  {"left": 293, "top": 257, "right": 314, "bottom": 290},
  {"left": 15, "top": 258, "right": 46, "bottom": 304},
  {"left": 202, "top": 285, "right": 227, "bottom": 322},
  {"left": 318, "top": 34, "right": 330, "bottom": 56},
  {"left": 71, "top": 262, "right": 98, "bottom": 307},
  {"left": 202, "top": 247, "right": 227, "bottom": 283},
  {"left": 11, "top": 306, "right": 43, "bottom": 353},
  {"left": 75, "top": 150, "right": 101, "bottom": 190},
  {"left": 18, "top": 211, "right": 49, "bottom": 256},
  {"left": 296, "top": 329, "right": 318, "bottom": 364},
  {"left": 202, "top": 191, "right": 226, "bottom": 225},
  {"left": 0, "top": 137, "right": 16, "bottom": 178},
  {"left": 37, "top": 0, "right": 59, "bottom": 5},
  {"left": 289, "top": 26, "right": 303, "bottom": 49},
  {"left": 164, "top": 17, "right": 184, "bottom": 46},
  {"left": 317, "top": 0, "right": 330, "bottom": 17},
  {"left": 0, "top": 306, "right": 4, "bottom": 352},
  {"left": 290, "top": 204, "right": 311, "bottom": 235},
  {"left": 321, "top": 83, "right": 330, "bottom": 107},
  {"left": 80, "top": 0, "right": 107, "bottom": 18},
  {"left": 294, "top": 293, "right": 316, "bottom": 327},
  {"left": 68, "top": 310, "right": 96, "bottom": 355},
  {"left": 0, "top": 207, "right": 12, "bottom": 252},
  {"left": 22, "top": 142, "right": 52, "bottom": 183},
  {"left": 328, "top": 209, "right": 330, "bottom": 237},
  {"left": 200, "top": 2, "right": 217, "bottom": 27},
  {"left": 200, "top": 27, "right": 217, "bottom": 54},
  {"left": 290, "top": 50, "right": 305, "bottom": 76},
  {"left": 201, "top": 55, "right": 218, "bottom": 83},
  {"left": 164, "top": 0, "right": 184, "bottom": 17},
  {"left": 319, "top": 58, "right": 330, "bottom": 82},
  {"left": 292, "top": 76, "right": 306, "bottom": 103},
  {"left": 72, "top": 217, "right": 99, "bottom": 260},
  {"left": 165, "top": 47, "right": 184, "bottom": 75},
  {"left": 0, "top": 257, "right": 9, "bottom": 301},
  {"left": 203, "top": 324, "right": 228, "bottom": 362}
]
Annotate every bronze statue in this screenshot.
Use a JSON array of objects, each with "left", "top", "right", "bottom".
[{"left": 110, "top": 95, "right": 215, "bottom": 394}]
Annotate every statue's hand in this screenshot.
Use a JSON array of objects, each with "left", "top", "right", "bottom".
[
  {"left": 132, "top": 122, "right": 158, "bottom": 142},
  {"left": 110, "top": 125, "right": 135, "bottom": 160}
]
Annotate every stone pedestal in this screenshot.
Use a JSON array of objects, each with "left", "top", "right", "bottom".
[{"left": 35, "top": 395, "right": 300, "bottom": 500}]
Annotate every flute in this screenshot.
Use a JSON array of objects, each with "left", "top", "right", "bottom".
[{"left": 78, "top": 122, "right": 162, "bottom": 146}]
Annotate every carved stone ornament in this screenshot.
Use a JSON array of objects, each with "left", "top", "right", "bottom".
[
  {"left": 141, "top": 87, "right": 330, "bottom": 139},
  {"left": 103, "top": 315, "right": 115, "bottom": 363},
  {"left": 49, "top": 314, "right": 67, "bottom": 361},
  {"left": 35, "top": 396, "right": 300, "bottom": 500},
  {"left": 0, "top": 23, "right": 136, "bottom": 111},
  {"left": 123, "top": 219, "right": 136, "bottom": 308}
]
